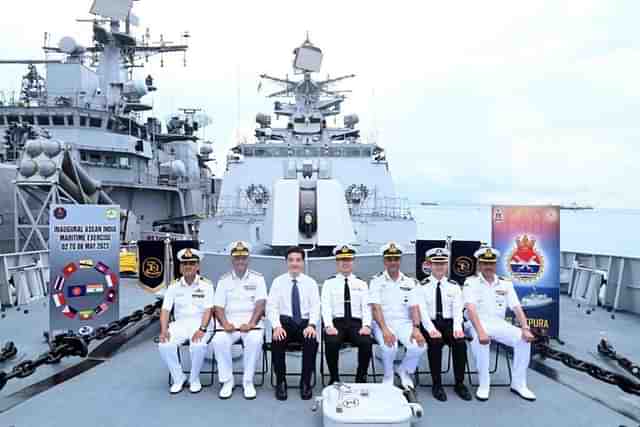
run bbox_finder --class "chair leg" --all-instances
[369,350,377,383]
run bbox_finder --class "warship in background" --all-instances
[200,38,417,254]
[0,0,219,254]
[196,37,417,283]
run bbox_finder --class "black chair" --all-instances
[169,333,216,388]
[165,311,216,387]
[414,345,456,387]
[211,328,268,387]
[263,339,317,389]
[319,330,379,386]
[465,342,512,387]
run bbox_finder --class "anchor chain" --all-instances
[0,299,162,391]
[597,337,640,380]
[533,333,640,396]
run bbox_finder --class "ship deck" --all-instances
[1,279,639,427]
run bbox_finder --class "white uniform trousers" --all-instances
[373,319,426,378]
[212,329,264,384]
[468,319,531,389]
[158,318,211,384]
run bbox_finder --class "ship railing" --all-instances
[0,250,49,307]
[214,196,267,217]
[0,90,109,111]
[348,197,414,220]
[561,250,640,315]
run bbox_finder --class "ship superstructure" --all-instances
[200,38,415,256]
[0,0,218,252]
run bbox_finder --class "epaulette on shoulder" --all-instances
[372,271,384,279]
[200,276,213,285]
[498,275,512,282]
[249,269,263,277]
[448,278,460,286]
[420,277,430,285]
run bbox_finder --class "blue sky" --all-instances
[1,0,639,208]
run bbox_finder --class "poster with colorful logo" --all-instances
[491,205,560,337]
[49,205,120,335]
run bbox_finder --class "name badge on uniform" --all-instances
[192,290,205,299]
[495,290,507,296]
[244,284,257,291]
[400,286,412,291]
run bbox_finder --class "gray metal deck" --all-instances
[1,279,639,427]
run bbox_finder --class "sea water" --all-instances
[413,205,640,258]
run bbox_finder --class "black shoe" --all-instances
[275,382,288,401]
[432,385,447,402]
[454,383,472,401]
[300,383,313,400]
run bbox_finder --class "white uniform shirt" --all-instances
[214,269,267,326]
[161,275,215,322]
[463,274,521,322]
[368,271,417,323]
[321,273,371,328]
[267,272,320,328]
[409,276,463,333]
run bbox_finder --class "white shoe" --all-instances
[395,367,414,389]
[243,382,257,400]
[511,385,536,401]
[170,375,187,394]
[475,386,490,401]
[219,379,234,399]
[189,380,202,394]
[382,375,394,386]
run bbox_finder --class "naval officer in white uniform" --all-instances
[212,241,267,400]
[158,248,214,394]
[369,242,426,389]
[321,244,373,384]
[409,247,472,401]
[464,247,536,401]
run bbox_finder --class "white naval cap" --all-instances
[177,247,203,262]
[425,247,450,262]
[380,241,403,258]
[228,240,251,257]
[333,243,356,260]
[474,246,500,263]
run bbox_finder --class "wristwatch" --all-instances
[199,326,207,333]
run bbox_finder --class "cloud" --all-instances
[1,0,639,207]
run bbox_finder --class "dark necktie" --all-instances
[344,277,352,320]
[436,281,443,321]
[291,278,302,324]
